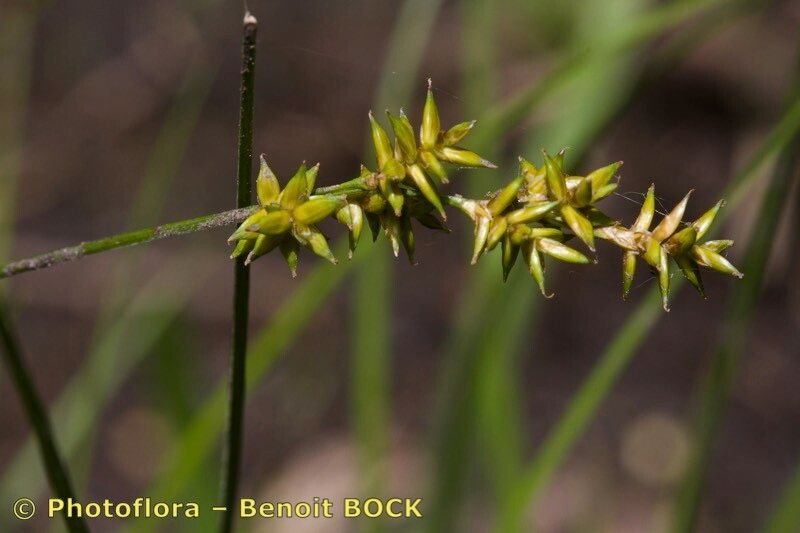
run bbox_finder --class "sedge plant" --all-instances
[223,84,741,310]
[0,9,748,533]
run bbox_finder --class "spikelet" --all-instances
[227,85,740,311]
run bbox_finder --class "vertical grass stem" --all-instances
[219,11,257,533]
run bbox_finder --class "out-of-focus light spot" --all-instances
[620,412,688,488]
[107,408,174,485]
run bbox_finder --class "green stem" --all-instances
[0,192,466,282]
[0,206,258,280]
[219,12,256,533]
[314,177,370,195]
[0,297,88,532]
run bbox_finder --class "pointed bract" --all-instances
[692,199,724,240]
[657,246,670,312]
[229,210,269,242]
[471,216,491,264]
[279,238,299,277]
[256,155,281,206]
[523,241,552,298]
[381,158,406,181]
[501,235,519,282]
[486,217,508,251]
[652,190,692,242]
[280,164,308,209]
[573,177,593,207]
[421,80,440,149]
[438,147,496,168]
[691,245,743,278]
[381,214,402,257]
[387,110,417,163]
[643,237,662,269]
[622,251,636,300]
[506,201,559,224]
[592,182,618,202]
[416,212,449,232]
[305,163,320,195]
[633,184,656,232]
[366,213,381,241]
[230,238,255,259]
[536,238,590,264]
[488,177,524,216]
[443,120,476,146]
[702,239,734,253]
[400,215,415,264]
[676,254,705,298]
[407,164,446,219]
[560,205,595,250]
[543,150,568,201]
[666,226,697,256]
[587,161,622,192]
[294,224,337,264]
[420,150,449,184]
[250,210,292,236]
[293,196,345,225]
[246,234,282,265]
[369,112,394,169]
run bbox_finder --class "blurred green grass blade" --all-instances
[460,0,529,501]
[436,3,764,529]
[0,299,89,533]
[425,263,498,533]
[419,1,502,528]
[476,26,635,516]
[0,59,218,508]
[126,60,219,231]
[461,0,497,120]
[671,95,800,533]
[474,269,535,496]
[0,255,203,522]
[351,0,445,510]
[499,94,800,532]
[0,5,35,266]
[762,461,800,533]
[152,317,199,426]
[428,0,648,526]
[133,244,354,531]
[498,290,662,532]
[472,0,727,147]
[150,320,219,533]
[482,49,643,533]
[78,54,218,460]
[352,240,390,502]
[371,0,446,112]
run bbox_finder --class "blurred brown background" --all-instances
[1,0,800,531]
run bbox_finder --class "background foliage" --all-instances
[1,0,800,531]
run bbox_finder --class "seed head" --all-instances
[227,86,741,310]
[227,158,340,271]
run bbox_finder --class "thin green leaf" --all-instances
[671,95,800,533]
[498,91,800,533]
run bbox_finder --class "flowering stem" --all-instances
[0,206,259,280]
[0,191,481,281]
[0,298,88,533]
[314,177,371,195]
[219,12,257,533]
